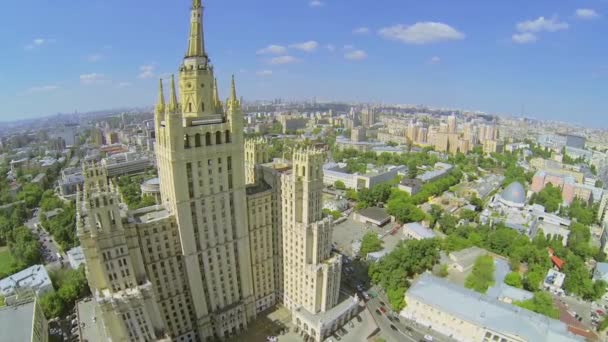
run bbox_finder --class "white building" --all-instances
[543,269,566,295]
[0,265,54,297]
[401,273,582,342]
[402,222,436,240]
[66,246,86,269]
[322,162,406,190]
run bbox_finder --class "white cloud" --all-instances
[326,44,336,52]
[576,9,599,20]
[256,44,288,55]
[516,16,569,33]
[309,0,324,7]
[428,56,441,64]
[379,22,465,44]
[512,32,538,44]
[269,55,299,65]
[343,44,354,50]
[87,54,103,62]
[256,70,273,77]
[80,73,107,85]
[25,85,60,94]
[25,38,54,50]
[289,41,319,52]
[353,27,370,35]
[117,82,132,88]
[138,65,156,79]
[344,50,367,61]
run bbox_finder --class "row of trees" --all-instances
[368,239,440,311]
[40,199,77,252]
[0,203,41,278]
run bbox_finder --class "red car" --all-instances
[380,307,387,314]
[597,309,605,316]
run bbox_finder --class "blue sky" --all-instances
[0,0,606,126]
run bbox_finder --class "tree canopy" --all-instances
[369,239,440,311]
[359,232,383,258]
[514,292,559,319]
[465,255,495,293]
[530,183,562,212]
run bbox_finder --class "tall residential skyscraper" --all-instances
[447,114,457,134]
[154,0,256,338]
[77,2,358,342]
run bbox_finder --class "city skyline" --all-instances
[1,0,607,126]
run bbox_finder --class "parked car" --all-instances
[423,335,434,341]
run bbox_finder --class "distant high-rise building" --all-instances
[447,115,457,134]
[361,107,376,128]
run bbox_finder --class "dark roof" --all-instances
[246,180,272,195]
[400,178,423,187]
[358,207,390,222]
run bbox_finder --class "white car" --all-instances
[423,335,434,341]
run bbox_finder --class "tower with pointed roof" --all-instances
[78,2,357,342]
[155,0,255,340]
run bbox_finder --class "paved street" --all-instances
[24,208,64,266]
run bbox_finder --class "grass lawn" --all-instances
[0,247,16,276]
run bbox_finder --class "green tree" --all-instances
[599,317,608,332]
[465,255,495,293]
[514,292,559,319]
[530,183,562,212]
[360,232,383,258]
[435,264,449,278]
[407,160,418,179]
[428,204,444,228]
[334,180,346,190]
[9,226,42,267]
[504,272,523,288]
[524,266,546,292]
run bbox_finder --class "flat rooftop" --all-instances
[77,299,109,342]
[406,273,582,342]
[130,205,171,224]
[0,299,37,342]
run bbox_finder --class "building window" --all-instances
[206,132,212,146]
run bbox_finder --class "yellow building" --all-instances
[77,2,356,342]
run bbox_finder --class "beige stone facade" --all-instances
[77,2,355,342]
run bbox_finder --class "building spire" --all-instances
[213,78,223,113]
[168,75,178,113]
[186,0,206,58]
[157,79,165,106]
[155,78,165,114]
[230,75,238,104]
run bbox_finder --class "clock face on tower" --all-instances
[186,82,192,89]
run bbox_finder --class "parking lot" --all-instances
[332,214,403,258]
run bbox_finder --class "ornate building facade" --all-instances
[77,1,357,341]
